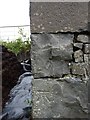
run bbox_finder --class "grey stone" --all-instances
[84,54,90,63]
[84,44,90,53]
[30,2,88,33]
[31,51,70,78]
[71,62,89,76]
[77,35,89,43]
[52,60,70,77]
[30,2,90,118]
[32,78,88,118]
[51,47,73,60]
[88,81,90,103]
[31,48,52,78]
[74,50,83,63]
[51,34,73,60]
[58,75,82,83]
[31,33,73,78]
[74,43,83,49]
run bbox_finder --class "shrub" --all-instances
[0,38,31,55]
[0,28,31,55]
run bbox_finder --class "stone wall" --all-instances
[30,2,90,118]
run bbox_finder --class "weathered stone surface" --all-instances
[88,80,90,103]
[31,50,70,78]
[50,34,73,53]
[52,60,70,77]
[51,47,73,60]
[71,62,89,76]
[51,34,73,60]
[84,54,90,63]
[32,78,88,118]
[31,34,73,78]
[84,44,90,53]
[31,1,90,118]
[77,35,89,43]
[74,50,83,63]
[73,43,83,49]
[31,48,52,78]
[31,2,88,33]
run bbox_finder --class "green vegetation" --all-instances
[0,28,31,55]
[1,38,30,55]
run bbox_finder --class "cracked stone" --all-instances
[31,34,73,78]
[51,46,73,60]
[32,78,88,118]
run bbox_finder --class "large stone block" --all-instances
[32,77,88,118]
[31,34,73,78]
[30,2,88,33]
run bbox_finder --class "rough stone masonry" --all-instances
[30,2,90,118]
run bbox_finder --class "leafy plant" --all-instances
[0,28,31,55]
